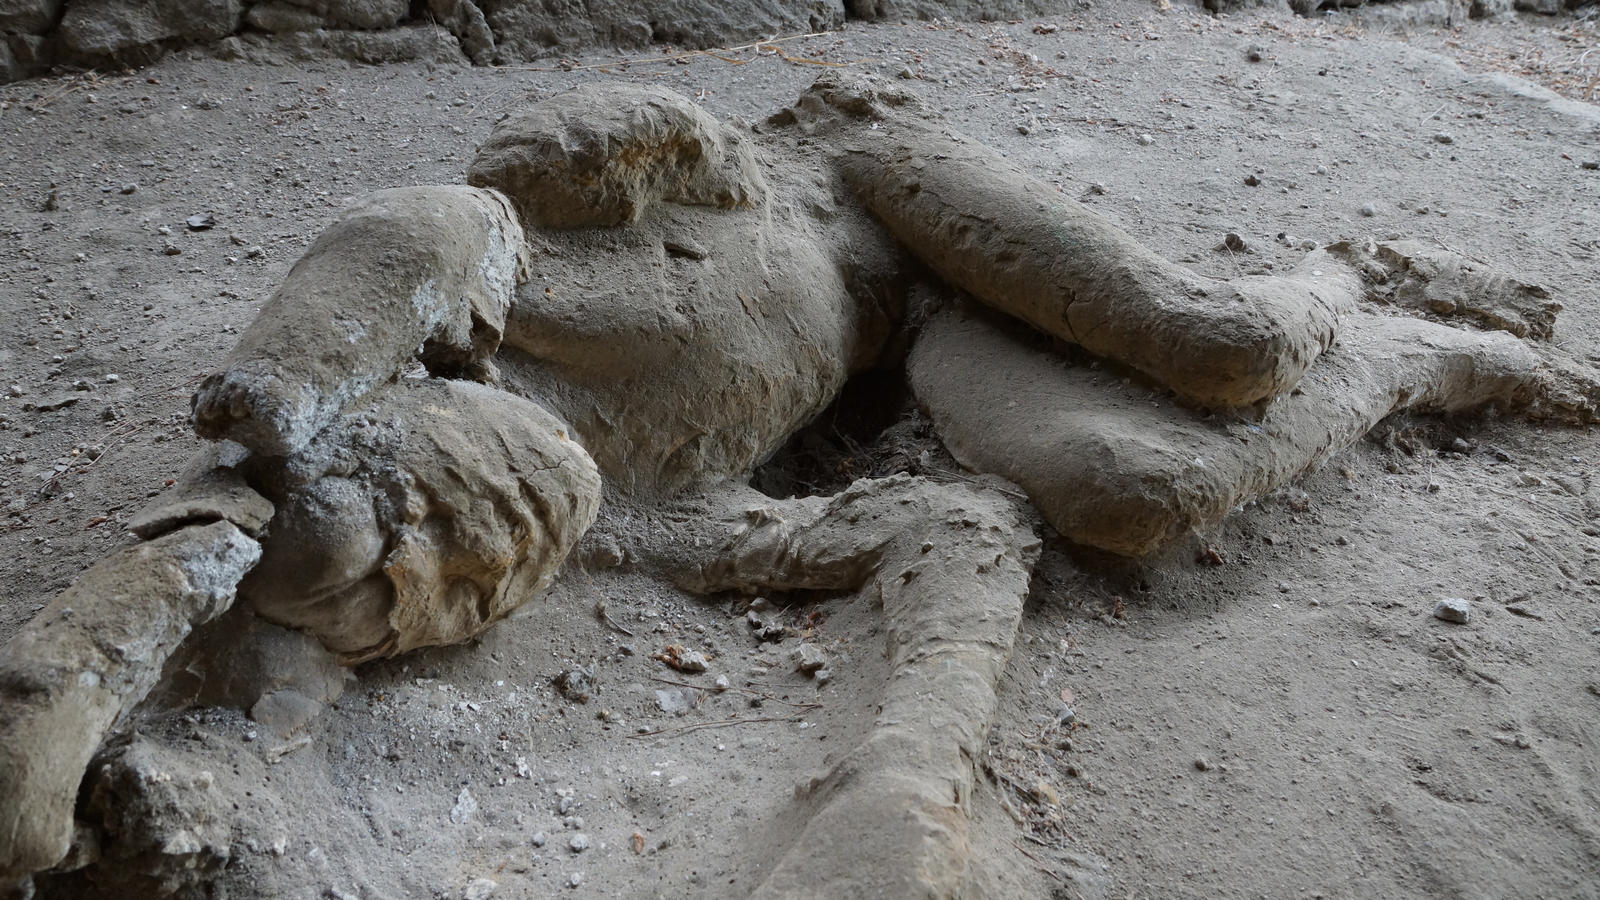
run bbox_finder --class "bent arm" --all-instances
[192,185,524,457]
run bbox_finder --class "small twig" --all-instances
[1434,238,1493,267]
[758,43,858,68]
[163,372,207,395]
[1419,102,1447,124]
[647,675,820,709]
[1482,485,1588,527]
[989,766,1033,798]
[1009,840,1069,884]
[28,72,98,111]
[582,573,636,636]
[924,466,1030,501]
[628,713,811,739]
[1220,241,1244,278]
[592,600,634,637]
[35,419,150,498]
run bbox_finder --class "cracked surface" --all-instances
[0,521,259,881]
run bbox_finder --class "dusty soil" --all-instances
[2,2,1598,897]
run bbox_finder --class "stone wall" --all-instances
[0,0,1068,82]
[0,0,1585,85]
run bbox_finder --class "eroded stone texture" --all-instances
[128,441,275,539]
[0,522,259,881]
[149,604,351,714]
[192,185,525,458]
[245,0,411,31]
[911,304,1547,556]
[846,0,1085,18]
[243,1,326,31]
[468,82,769,228]
[7,72,1598,898]
[637,474,1040,897]
[426,0,496,63]
[779,73,1358,410]
[0,0,62,34]
[477,0,846,61]
[238,377,601,662]
[1330,239,1561,340]
[463,82,908,496]
[497,193,905,495]
[57,0,244,62]
[29,731,302,899]
[297,0,410,29]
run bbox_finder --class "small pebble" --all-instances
[1194,757,1211,772]
[569,834,589,853]
[1245,46,1263,62]
[667,648,708,673]
[568,873,584,888]
[792,643,828,674]
[1243,173,1261,187]
[163,242,182,255]
[118,183,137,194]
[898,66,915,80]
[531,832,547,848]
[1581,160,1599,170]
[1433,598,1471,624]
[1359,202,1377,217]
[1137,133,1154,146]
[1057,705,1076,727]
[1315,164,1329,175]
[463,878,497,900]
[1219,232,1247,253]
[1432,132,1454,144]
